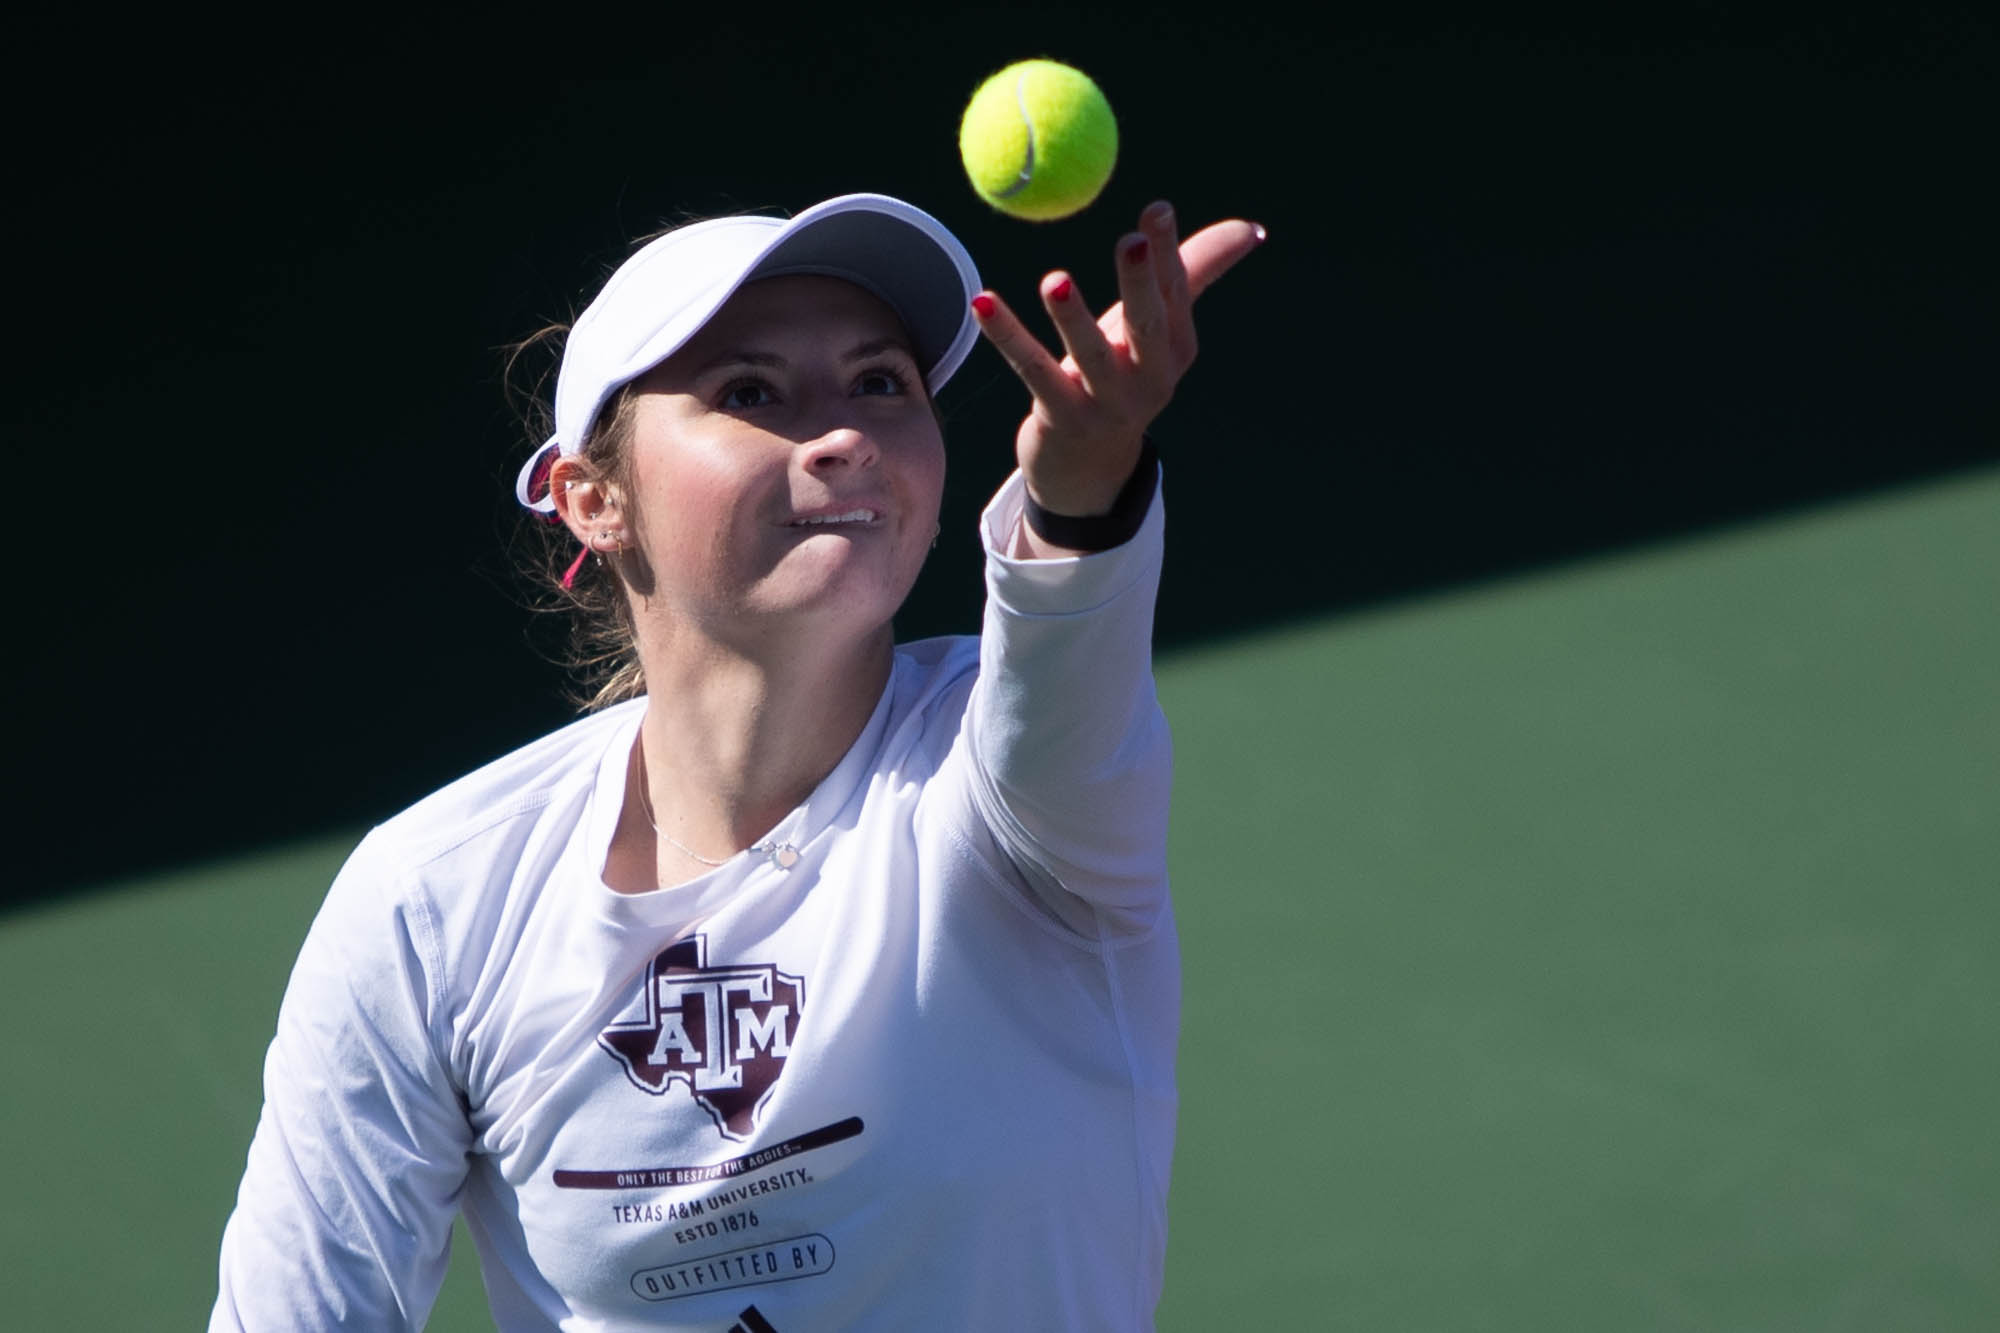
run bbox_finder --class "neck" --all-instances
[609,620,894,891]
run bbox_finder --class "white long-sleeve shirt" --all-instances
[212,470,1177,1331]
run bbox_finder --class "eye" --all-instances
[718,378,776,410]
[853,367,911,397]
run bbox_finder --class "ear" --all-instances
[550,456,631,555]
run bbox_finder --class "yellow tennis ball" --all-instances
[959,59,1118,222]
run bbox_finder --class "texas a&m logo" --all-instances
[598,936,804,1141]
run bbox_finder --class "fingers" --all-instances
[975,273,1128,420]
[1039,271,1121,394]
[972,203,1268,413]
[970,289,1082,415]
[1083,208,1264,364]
[1154,205,1194,346]
[1117,211,1177,376]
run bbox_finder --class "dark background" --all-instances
[8,7,1993,904]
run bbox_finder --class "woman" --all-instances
[212,192,1263,1330]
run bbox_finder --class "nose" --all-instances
[799,425,879,473]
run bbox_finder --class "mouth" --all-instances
[787,508,882,529]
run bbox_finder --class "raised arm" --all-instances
[955,204,1263,924]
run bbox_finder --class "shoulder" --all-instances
[322,700,642,951]
[366,700,641,862]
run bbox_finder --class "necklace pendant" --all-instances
[767,843,801,871]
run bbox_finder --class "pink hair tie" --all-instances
[560,542,591,590]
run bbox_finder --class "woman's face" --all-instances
[616,275,947,642]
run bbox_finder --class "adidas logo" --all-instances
[728,1305,779,1333]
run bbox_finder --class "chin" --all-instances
[749,570,910,631]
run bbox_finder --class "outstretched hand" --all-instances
[970,200,1265,552]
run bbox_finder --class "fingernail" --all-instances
[1146,200,1173,228]
[1252,223,1269,243]
[971,293,997,319]
[1125,238,1150,266]
[1049,276,1074,302]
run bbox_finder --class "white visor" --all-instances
[516,193,982,513]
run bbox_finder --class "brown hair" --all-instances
[505,324,650,713]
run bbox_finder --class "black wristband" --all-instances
[1021,436,1161,552]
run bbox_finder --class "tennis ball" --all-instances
[959,59,1118,222]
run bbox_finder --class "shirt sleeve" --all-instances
[960,463,1172,930]
[210,834,471,1331]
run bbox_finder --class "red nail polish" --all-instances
[1049,277,1074,302]
[971,293,997,319]
[1125,238,1150,265]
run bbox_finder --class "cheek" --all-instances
[632,443,767,567]
[899,427,948,513]
[914,447,947,516]
[900,444,948,573]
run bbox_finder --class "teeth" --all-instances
[792,509,878,526]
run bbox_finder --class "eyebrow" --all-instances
[692,337,915,377]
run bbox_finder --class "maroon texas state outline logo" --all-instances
[598,935,804,1141]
